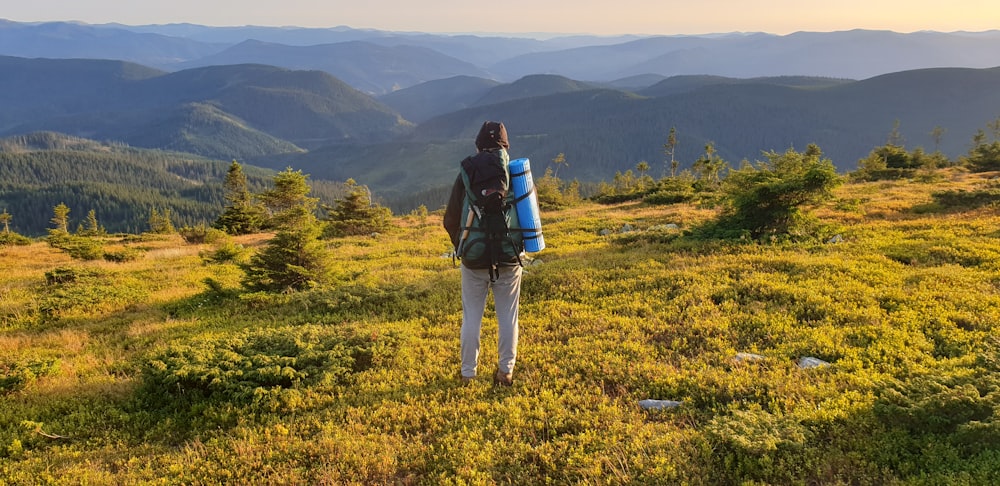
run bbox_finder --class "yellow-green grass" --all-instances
[2,170,999,484]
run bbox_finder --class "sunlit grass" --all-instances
[2,171,1000,483]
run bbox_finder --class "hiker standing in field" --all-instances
[444,121,523,386]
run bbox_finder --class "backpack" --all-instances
[456,149,523,281]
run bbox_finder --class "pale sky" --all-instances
[2,0,998,36]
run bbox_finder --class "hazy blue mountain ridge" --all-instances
[0,57,411,159]
[173,39,494,94]
[117,22,640,61]
[377,75,502,123]
[614,30,1000,80]
[4,20,1000,90]
[638,75,853,97]
[0,20,227,67]
[490,30,1000,81]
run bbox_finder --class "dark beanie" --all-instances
[475,121,509,151]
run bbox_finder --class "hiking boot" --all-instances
[493,369,513,386]
[461,375,476,385]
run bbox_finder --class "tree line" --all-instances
[0,146,345,236]
[3,160,393,293]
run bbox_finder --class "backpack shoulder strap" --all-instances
[459,164,476,202]
[456,164,476,259]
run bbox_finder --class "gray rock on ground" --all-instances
[639,399,683,410]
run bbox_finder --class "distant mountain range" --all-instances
[4,20,1000,92]
[281,67,999,206]
[0,56,411,159]
[2,19,1000,212]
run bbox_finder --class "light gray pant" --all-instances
[460,264,521,378]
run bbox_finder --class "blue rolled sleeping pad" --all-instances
[509,157,545,252]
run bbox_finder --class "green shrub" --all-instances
[852,167,919,181]
[930,189,1000,210]
[103,247,144,263]
[137,325,400,413]
[962,128,1000,172]
[44,266,92,285]
[201,241,250,264]
[46,233,104,260]
[119,233,167,244]
[592,191,646,204]
[702,405,812,483]
[178,224,227,244]
[644,189,695,205]
[714,145,841,240]
[645,175,697,205]
[39,268,147,319]
[592,168,661,204]
[0,358,60,394]
[241,225,334,292]
[0,232,32,246]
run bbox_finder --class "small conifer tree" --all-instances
[148,208,176,234]
[50,203,70,234]
[0,209,11,234]
[242,169,333,292]
[664,126,678,177]
[214,160,266,235]
[717,144,841,240]
[691,142,728,192]
[535,167,565,209]
[322,179,392,237]
[962,119,1000,172]
[78,209,105,237]
[46,204,103,258]
[259,167,315,229]
[0,209,31,246]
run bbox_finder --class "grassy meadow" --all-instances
[2,168,1000,484]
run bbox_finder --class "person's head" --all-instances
[475,121,509,152]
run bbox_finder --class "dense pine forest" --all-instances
[0,133,352,236]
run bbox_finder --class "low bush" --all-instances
[44,266,96,285]
[103,247,144,263]
[136,325,400,414]
[0,358,60,394]
[46,233,104,260]
[0,232,32,246]
[930,188,1000,210]
[178,224,227,244]
[119,233,168,244]
[643,189,695,205]
[39,268,147,319]
[200,241,250,264]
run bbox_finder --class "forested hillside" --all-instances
[0,133,346,236]
[637,74,853,97]
[3,58,1000,216]
[0,57,411,159]
[377,76,502,123]
[372,66,1000,199]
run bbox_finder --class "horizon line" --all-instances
[3,18,1000,39]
